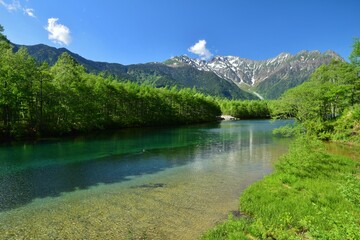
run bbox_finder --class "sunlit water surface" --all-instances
[0,120,292,239]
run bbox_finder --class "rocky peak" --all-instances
[323,50,343,59]
[166,50,343,86]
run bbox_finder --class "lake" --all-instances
[0,120,291,239]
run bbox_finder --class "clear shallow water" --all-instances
[0,120,292,239]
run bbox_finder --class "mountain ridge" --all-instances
[167,50,343,99]
[14,43,343,100]
[13,43,257,100]
[166,50,343,99]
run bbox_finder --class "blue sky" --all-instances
[1,0,359,64]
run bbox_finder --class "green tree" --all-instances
[0,46,40,137]
[273,59,359,138]
[0,24,11,48]
[349,37,360,66]
[49,52,93,133]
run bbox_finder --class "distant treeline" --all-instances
[218,99,271,119]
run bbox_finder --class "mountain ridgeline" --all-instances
[15,44,343,99]
[13,44,255,100]
[167,50,343,99]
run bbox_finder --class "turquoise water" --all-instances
[0,120,292,239]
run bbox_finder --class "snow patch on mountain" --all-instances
[167,50,342,86]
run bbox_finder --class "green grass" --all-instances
[202,137,360,239]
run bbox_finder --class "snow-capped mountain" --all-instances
[166,50,343,98]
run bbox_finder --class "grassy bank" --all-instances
[202,137,360,239]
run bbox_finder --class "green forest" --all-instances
[0,26,223,140]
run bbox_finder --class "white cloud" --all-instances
[0,0,21,11]
[188,39,213,60]
[1,0,36,18]
[46,18,71,45]
[24,8,35,17]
